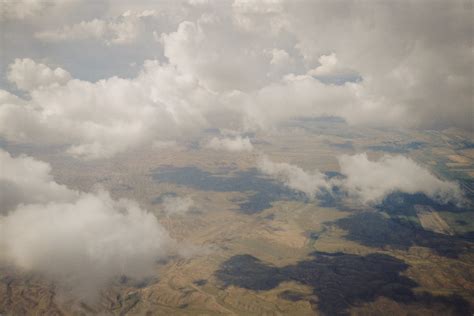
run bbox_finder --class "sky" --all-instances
[0,0,472,300]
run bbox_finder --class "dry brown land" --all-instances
[1,127,473,315]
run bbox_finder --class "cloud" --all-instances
[162,0,472,129]
[34,11,158,45]
[258,156,330,199]
[0,60,216,159]
[0,149,173,299]
[0,149,77,214]
[206,136,253,152]
[0,0,46,20]
[161,196,194,216]
[269,49,292,67]
[0,1,472,159]
[7,58,72,91]
[259,154,464,205]
[0,90,25,104]
[245,74,361,129]
[161,15,274,92]
[338,153,464,205]
[0,0,83,21]
[307,53,361,84]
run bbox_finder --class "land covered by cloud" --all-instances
[206,136,253,152]
[258,153,465,206]
[0,149,173,300]
[161,196,195,216]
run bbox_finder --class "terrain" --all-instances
[1,119,473,315]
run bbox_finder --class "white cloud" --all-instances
[161,15,272,92]
[307,53,360,84]
[259,154,464,205]
[161,196,194,216]
[258,156,330,199]
[245,74,362,129]
[0,90,25,105]
[0,60,216,159]
[0,149,77,214]
[206,136,253,152]
[7,58,72,91]
[0,149,173,299]
[0,54,448,159]
[338,153,464,205]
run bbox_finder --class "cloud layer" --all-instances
[0,1,471,159]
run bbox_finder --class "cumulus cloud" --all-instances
[0,149,173,299]
[0,60,216,159]
[161,14,273,92]
[0,90,25,106]
[258,156,330,199]
[206,136,253,152]
[338,153,465,205]
[259,154,464,206]
[161,196,194,216]
[307,53,360,84]
[0,150,77,214]
[7,58,72,91]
